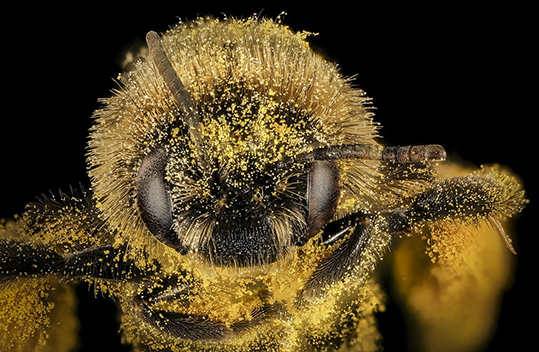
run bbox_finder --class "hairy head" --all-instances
[88,17,380,267]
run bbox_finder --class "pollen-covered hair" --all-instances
[88,16,379,264]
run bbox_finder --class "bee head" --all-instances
[133,31,340,266]
[129,30,345,267]
[89,19,441,268]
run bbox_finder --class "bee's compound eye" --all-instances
[305,161,341,240]
[136,148,186,253]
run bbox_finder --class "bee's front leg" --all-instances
[0,239,64,282]
[298,208,414,302]
[129,274,281,344]
[0,240,144,283]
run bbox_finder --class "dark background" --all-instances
[1,2,535,351]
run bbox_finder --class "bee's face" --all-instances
[89,18,375,267]
[138,141,313,267]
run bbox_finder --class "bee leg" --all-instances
[134,278,281,342]
[0,239,64,282]
[62,244,148,281]
[300,216,373,301]
[134,296,232,341]
[135,282,233,342]
[404,169,526,253]
[0,240,146,283]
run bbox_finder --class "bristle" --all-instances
[488,216,517,254]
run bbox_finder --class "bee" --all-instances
[0,16,527,352]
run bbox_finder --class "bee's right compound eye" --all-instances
[136,148,187,254]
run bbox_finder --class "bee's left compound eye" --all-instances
[136,148,186,254]
[304,161,341,241]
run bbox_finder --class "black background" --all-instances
[1,2,535,351]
